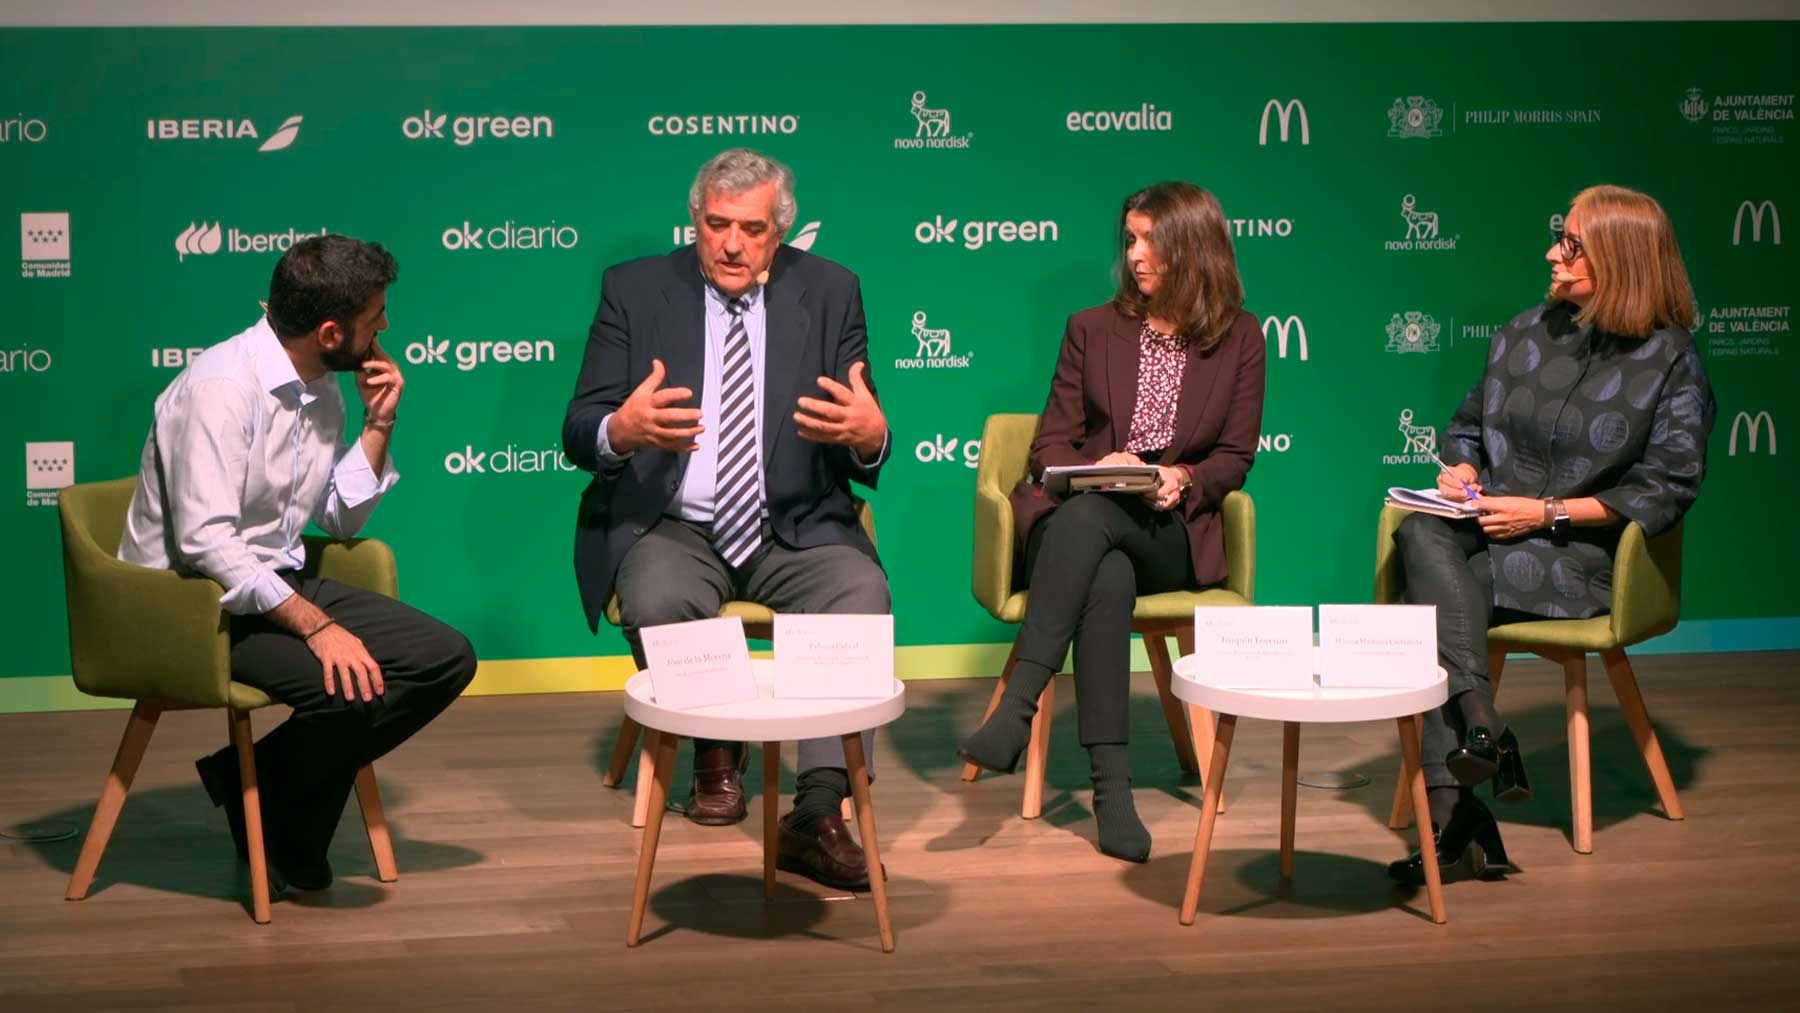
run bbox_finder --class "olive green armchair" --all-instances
[1376,505,1685,853]
[59,476,400,923]
[601,499,878,827]
[964,413,1256,818]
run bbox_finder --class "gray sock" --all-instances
[1088,743,1151,862]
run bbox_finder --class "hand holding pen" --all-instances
[1432,457,1482,503]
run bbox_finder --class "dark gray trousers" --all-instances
[616,518,889,772]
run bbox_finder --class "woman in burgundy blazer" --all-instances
[960,182,1266,862]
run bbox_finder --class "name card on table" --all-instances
[1318,604,1438,688]
[640,616,758,711]
[773,613,894,699]
[1189,606,1314,690]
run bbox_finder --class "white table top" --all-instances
[624,659,906,740]
[1172,652,1447,723]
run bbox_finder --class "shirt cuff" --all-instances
[219,566,297,616]
[851,430,891,469]
[334,439,401,509]
[596,411,634,463]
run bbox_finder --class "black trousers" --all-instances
[212,575,477,862]
[1016,493,1193,746]
[1394,513,1540,789]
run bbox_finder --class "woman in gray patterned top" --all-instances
[1389,184,1715,885]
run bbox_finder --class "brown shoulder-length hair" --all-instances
[1560,184,1696,338]
[1109,182,1245,352]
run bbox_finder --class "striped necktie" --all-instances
[713,296,763,567]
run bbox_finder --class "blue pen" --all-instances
[1426,448,1479,503]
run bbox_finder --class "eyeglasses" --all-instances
[1551,227,1585,261]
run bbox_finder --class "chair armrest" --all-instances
[304,536,398,598]
[1220,490,1255,601]
[972,479,1015,618]
[1374,506,1408,604]
[1611,522,1681,647]
[62,550,232,707]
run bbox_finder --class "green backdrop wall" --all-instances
[4,22,1796,706]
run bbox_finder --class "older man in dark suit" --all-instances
[562,148,890,890]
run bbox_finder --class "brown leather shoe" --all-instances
[777,812,870,890]
[685,743,748,825]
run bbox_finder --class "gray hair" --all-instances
[687,148,797,234]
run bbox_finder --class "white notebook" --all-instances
[1385,486,1479,519]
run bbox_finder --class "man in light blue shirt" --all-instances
[121,235,475,893]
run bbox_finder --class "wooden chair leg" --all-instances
[1280,722,1300,880]
[1388,715,1426,829]
[1602,649,1684,821]
[1174,626,1224,814]
[66,700,162,902]
[354,765,398,883]
[844,732,895,953]
[604,716,641,789]
[1489,650,1507,698]
[1178,713,1237,925]
[1021,678,1056,819]
[963,639,1020,782]
[631,736,656,828]
[1562,654,1593,854]
[1397,714,1447,924]
[1146,633,1200,773]
[229,709,272,925]
[762,741,780,900]
[627,730,679,947]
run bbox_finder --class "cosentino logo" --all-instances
[403,335,557,371]
[2,115,47,144]
[896,90,973,150]
[1232,217,1294,239]
[441,220,579,251]
[1065,103,1172,132]
[915,215,1058,250]
[647,113,798,136]
[443,442,579,475]
[146,115,303,152]
[175,221,326,261]
[402,109,554,146]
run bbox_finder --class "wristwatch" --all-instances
[1547,497,1572,534]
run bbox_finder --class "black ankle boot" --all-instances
[958,674,1049,775]
[1492,727,1532,803]
[1388,794,1514,885]
[1445,726,1500,786]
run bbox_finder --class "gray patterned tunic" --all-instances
[1439,301,1716,618]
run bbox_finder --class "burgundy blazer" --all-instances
[1008,303,1266,587]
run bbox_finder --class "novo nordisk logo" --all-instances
[1729,411,1777,455]
[1385,408,1439,465]
[1387,97,1444,138]
[402,109,554,146]
[896,91,972,149]
[1386,194,1457,252]
[1386,312,1442,353]
[146,116,302,152]
[1259,99,1309,145]
[1734,200,1781,245]
[915,215,1058,250]
[893,311,972,370]
[1261,315,1308,360]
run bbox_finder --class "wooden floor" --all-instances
[4,651,1799,1011]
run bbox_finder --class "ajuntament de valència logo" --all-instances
[1680,86,1795,145]
[146,115,303,152]
[401,109,554,146]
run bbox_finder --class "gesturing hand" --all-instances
[607,358,703,453]
[795,361,886,458]
[306,623,385,702]
[355,341,404,425]
[1476,496,1546,541]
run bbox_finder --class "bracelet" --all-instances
[1542,499,1555,530]
[303,619,338,641]
[365,416,396,433]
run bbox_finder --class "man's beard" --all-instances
[321,334,368,372]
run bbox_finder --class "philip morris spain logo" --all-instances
[893,311,972,370]
[1386,312,1442,353]
[1387,97,1444,138]
[915,215,1058,251]
[895,91,972,150]
[1385,194,1458,252]
[146,115,302,152]
[402,109,554,146]
[20,212,70,278]
[1384,409,1438,466]
[25,441,73,506]
[1680,86,1795,144]
[1259,99,1308,145]
[1261,315,1308,361]
[1728,411,1777,456]
[1733,200,1781,245]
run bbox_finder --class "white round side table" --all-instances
[622,659,906,951]
[1170,653,1451,925]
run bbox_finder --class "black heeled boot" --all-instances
[1387,793,1514,885]
[1492,727,1532,803]
[958,661,1053,774]
[1445,726,1500,786]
